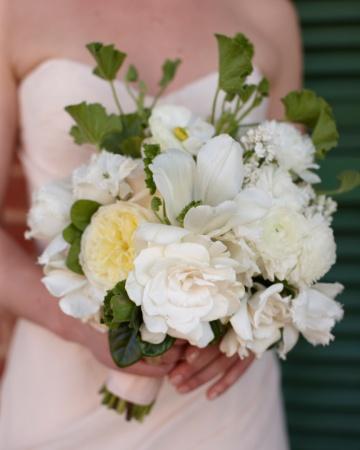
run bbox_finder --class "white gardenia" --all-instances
[241,121,320,183]
[26,178,73,240]
[222,284,296,358]
[291,283,343,345]
[126,223,244,347]
[149,104,214,155]
[72,152,139,204]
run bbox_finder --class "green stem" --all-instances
[110,81,124,116]
[236,101,257,123]
[124,82,138,106]
[210,87,220,125]
[150,86,166,110]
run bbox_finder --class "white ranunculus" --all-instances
[26,178,73,241]
[230,284,293,358]
[291,283,343,345]
[290,214,336,286]
[149,104,214,155]
[42,268,105,319]
[151,134,244,232]
[72,152,139,204]
[126,223,244,347]
[250,165,311,212]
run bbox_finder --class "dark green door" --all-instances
[282,2,360,449]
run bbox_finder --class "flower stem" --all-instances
[110,81,124,116]
[210,87,220,125]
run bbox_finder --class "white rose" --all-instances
[290,214,336,286]
[26,178,73,240]
[126,223,244,347]
[229,284,294,358]
[149,104,214,155]
[72,152,139,204]
[80,202,154,291]
[291,283,343,345]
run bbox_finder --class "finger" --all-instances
[176,354,238,393]
[122,360,174,378]
[206,354,254,400]
[169,346,221,386]
[174,339,188,346]
[145,345,185,366]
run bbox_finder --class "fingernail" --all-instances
[170,374,183,385]
[177,385,190,393]
[186,351,199,364]
[208,391,219,400]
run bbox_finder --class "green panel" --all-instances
[284,3,360,449]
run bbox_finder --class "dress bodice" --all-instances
[18,58,268,193]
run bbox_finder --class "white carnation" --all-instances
[290,214,336,286]
[126,223,244,347]
[291,283,343,345]
[26,178,73,240]
[72,152,138,204]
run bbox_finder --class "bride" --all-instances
[0,0,301,448]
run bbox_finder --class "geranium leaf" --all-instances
[282,89,339,158]
[70,199,101,231]
[215,33,254,95]
[143,144,161,194]
[126,64,138,82]
[62,223,82,244]
[318,170,360,196]
[87,42,126,81]
[65,102,123,147]
[159,59,181,88]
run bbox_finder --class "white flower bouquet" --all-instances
[26,34,360,421]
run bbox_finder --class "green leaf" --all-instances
[87,42,126,81]
[143,144,161,194]
[318,170,360,196]
[176,200,202,226]
[109,324,142,367]
[282,89,339,158]
[159,58,181,88]
[210,320,227,344]
[65,102,123,147]
[239,84,256,103]
[151,196,162,212]
[70,199,101,231]
[215,33,254,95]
[126,64,138,82]
[258,77,270,96]
[111,294,136,324]
[101,112,144,158]
[62,223,82,244]
[139,335,175,357]
[65,237,84,275]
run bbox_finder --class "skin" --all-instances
[0,0,302,400]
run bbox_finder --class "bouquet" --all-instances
[26,33,360,421]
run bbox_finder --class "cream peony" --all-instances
[126,223,244,347]
[72,152,139,204]
[149,104,214,155]
[26,178,73,240]
[291,283,343,345]
[80,202,154,290]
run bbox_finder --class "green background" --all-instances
[282,1,360,449]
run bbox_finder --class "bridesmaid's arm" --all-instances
[0,4,180,378]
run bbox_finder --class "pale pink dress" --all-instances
[0,59,289,450]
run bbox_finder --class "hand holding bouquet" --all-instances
[26,34,360,421]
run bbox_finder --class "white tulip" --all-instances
[72,152,139,204]
[26,178,73,240]
[149,104,214,155]
[291,283,343,345]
